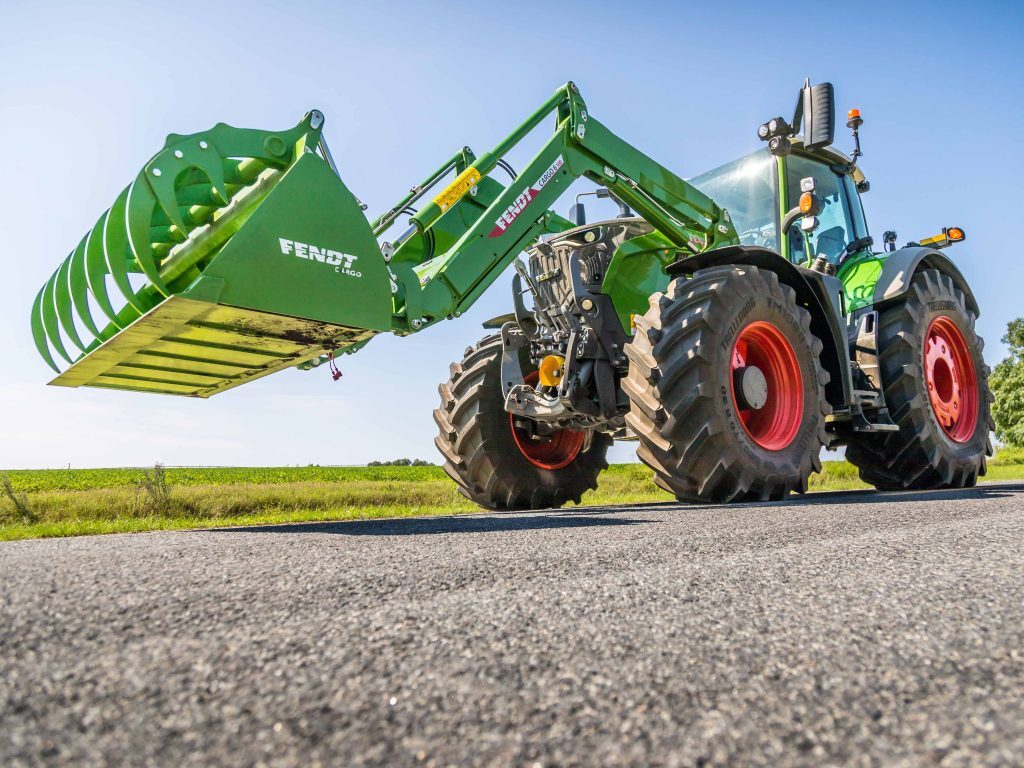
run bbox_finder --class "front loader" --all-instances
[32,81,993,507]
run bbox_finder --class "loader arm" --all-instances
[385,82,736,329]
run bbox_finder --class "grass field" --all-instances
[2,449,1023,542]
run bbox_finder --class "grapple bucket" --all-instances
[31,113,394,397]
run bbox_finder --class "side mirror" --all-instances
[793,81,835,150]
[569,203,586,226]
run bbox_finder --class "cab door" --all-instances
[782,153,868,266]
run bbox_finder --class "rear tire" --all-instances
[845,269,993,489]
[433,334,611,510]
[624,265,830,503]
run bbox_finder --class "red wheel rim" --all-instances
[924,316,978,443]
[509,372,585,470]
[730,321,804,451]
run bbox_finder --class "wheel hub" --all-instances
[924,316,978,443]
[730,321,803,451]
[733,365,768,410]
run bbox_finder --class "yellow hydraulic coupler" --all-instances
[537,355,565,387]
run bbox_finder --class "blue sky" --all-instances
[2,0,1022,468]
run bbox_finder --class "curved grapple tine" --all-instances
[103,190,147,314]
[69,229,102,338]
[31,287,60,373]
[125,176,171,296]
[54,254,86,352]
[84,220,122,328]
[42,271,73,364]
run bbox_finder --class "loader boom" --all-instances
[32,82,735,396]
[382,82,736,330]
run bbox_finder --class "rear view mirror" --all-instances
[793,81,835,150]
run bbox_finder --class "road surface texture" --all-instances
[2,484,1023,767]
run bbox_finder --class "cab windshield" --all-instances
[689,150,777,251]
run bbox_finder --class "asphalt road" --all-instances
[2,484,1023,767]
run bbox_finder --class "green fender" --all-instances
[870,247,979,316]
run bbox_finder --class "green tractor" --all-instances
[32,80,993,508]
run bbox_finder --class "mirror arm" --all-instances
[781,205,817,262]
[780,205,803,234]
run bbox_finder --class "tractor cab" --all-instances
[688,150,779,251]
[689,143,871,272]
[689,80,874,322]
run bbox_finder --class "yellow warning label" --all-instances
[433,167,482,212]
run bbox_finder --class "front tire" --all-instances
[845,269,993,489]
[433,334,611,510]
[624,265,830,503]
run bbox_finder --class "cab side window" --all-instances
[786,155,858,265]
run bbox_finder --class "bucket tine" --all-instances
[69,231,103,339]
[102,190,149,314]
[124,140,232,297]
[84,223,123,328]
[125,177,171,296]
[147,144,230,227]
[31,287,60,373]
[54,254,86,352]
[41,271,73,364]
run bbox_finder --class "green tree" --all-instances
[991,318,1024,447]
[367,458,433,467]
